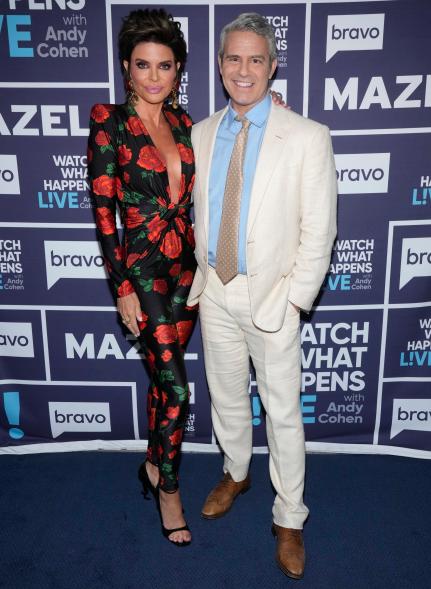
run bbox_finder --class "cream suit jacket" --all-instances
[187,102,338,332]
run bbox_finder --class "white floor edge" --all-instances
[0,440,430,459]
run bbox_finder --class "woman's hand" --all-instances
[117,292,143,337]
[269,89,290,109]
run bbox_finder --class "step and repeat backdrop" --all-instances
[0,0,430,457]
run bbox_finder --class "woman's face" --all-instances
[124,42,180,107]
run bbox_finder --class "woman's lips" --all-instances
[145,86,164,94]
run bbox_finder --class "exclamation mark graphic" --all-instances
[252,396,262,426]
[3,392,24,439]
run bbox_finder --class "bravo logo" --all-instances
[326,13,384,62]
[399,237,431,289]
[0,154,20,195]
[390,398,431,439]
[335,153,390,194]
[0,322,34,357]
[48,401,111,439]
[44,240,107,289]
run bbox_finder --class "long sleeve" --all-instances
[87,104,135,298]
[288,124,338,312]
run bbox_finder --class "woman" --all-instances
[88,9,196,545]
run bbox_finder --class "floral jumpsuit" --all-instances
[88,102,197,492]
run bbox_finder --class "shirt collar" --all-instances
[225,93,271,131]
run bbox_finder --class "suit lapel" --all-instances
[246,104,290,237]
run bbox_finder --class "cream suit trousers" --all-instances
[200,267,309,529]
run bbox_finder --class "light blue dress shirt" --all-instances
[208,94,271,274]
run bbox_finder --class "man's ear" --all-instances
[269,59,277,79]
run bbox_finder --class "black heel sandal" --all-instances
[138,461,191,546]
[160,489,191,547]
[161,522,191,547]
[138,460,159,501]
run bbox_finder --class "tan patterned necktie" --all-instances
[216,116,251,285]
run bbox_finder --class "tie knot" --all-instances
[235,116,250,130]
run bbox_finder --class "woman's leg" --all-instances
[134,275,196,542]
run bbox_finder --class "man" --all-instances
[188,13,337,579]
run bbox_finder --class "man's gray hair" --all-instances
[218,13,277,63]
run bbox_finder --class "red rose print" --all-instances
[117,279,135,297]
[175,216,186,235]
[125,207,145,229]
[161,349,173,363]
[160,419,169,427]
[186,225,195,248]
[118,144,132,166]
[158,444,163,458]
[165,111,179,127]
[138,312,148,331]
[115,177,124,201]
[137,145,165,173]
[169,429,182,446]
[169,264,181,277]
[152,385,159,399]
[153,279,168,294]
[90,104,113,123]
[154,324,178,344]
[147,214,168,242]
[96,207,116,235]
[162,391,168,405]
[123,171,130,183]
[87,147,93,163]
[148,407,156,430]
[95,130,110,146]
[178,270,193,286]
[176,320,193,346]
[177,143,193,164]
[126,252,147,268]
[146,446,153,461]
[187,174,195,194]
[113,245,123,261]
[166,405,180,419]
[126,115,146,136]
[181,113,192,128]
[168,450,177,460]
[160,229,182,259]
[93,174,116,197]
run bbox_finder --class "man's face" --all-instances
[218,30,277,116]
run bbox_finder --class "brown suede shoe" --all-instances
[272,524,305,580]
[201,472,251,519]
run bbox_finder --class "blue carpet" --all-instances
[0,452,430,589]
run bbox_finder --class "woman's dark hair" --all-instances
[118,9,187,81]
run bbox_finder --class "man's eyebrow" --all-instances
[224,54,266,59]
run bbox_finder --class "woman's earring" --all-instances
[126,76,138,106]
[170,86,179,110]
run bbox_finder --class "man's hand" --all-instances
[117,292,143,337]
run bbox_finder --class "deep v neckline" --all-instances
[131,104,183,205]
